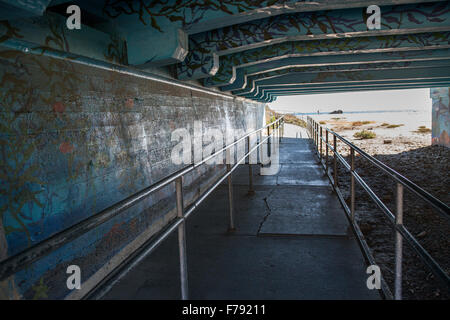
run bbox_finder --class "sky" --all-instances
[269,88,432,114]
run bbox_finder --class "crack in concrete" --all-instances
[257,187,276,235]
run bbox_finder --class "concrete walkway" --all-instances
[103,134,380,299]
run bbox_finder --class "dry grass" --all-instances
[386,124,404,129]
[354,130,376,139]
[265,106,307,127]
[415,126,432,133]
[352,121,375,126]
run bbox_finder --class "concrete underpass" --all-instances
[0,0,449,301]
[104,127,379,299]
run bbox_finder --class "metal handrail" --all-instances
[85,124,281,299]
[325,129,449,219]
[307,116,450,300]
[0,116,285,294]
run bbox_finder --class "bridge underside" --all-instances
[0,0,449,300]
[0,1,449,102]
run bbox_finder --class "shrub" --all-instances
[352,120,374,126]
[386,124,403,128]
[354,130,376,139]
[415,126,431,133]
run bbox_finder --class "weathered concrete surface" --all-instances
[0,46,264,299]
[430,87,450,147]
[103,137,380,299]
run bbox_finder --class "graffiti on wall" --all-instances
[103,0,290,31]
[431,87,450,147]
[0,17,264,298]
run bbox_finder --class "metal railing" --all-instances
[0,116,285,300]
[307,116,450,300]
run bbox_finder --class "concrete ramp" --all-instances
[103,136,380,300]
[259,186,349,237]
[257,131,349,237]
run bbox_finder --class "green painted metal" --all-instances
[217,49,450,90]
[178,1,450,80]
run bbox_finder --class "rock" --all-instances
[417,231,427,238]
[329,109,343,114]
[384,139,392,144]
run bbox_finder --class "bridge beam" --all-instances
[178,1,450,80]
[232,59,450,97]
[236,66,450,97]
[204,31,450,87]
[218,48,450,90]
[263,81,450,96]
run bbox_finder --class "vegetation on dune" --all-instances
[354,130,376,139]
[352,121,375,126]
[415,126,432,133]
[386,124,404,128]
[265,105,307,128]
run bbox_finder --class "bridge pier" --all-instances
[431,87,450,147]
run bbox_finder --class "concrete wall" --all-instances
[0,47,265,299]
[430,87,450,147]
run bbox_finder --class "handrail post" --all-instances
[314,122,317,147]
[313,121,316,145]
[226,147,235,231]
[278,120,281,143]
[258,131,263,165]
[319,126,323,161]
[175,176,188,300]
[316,123,319,152]
[309,118,311,137]
[333,135,338,187]
[395,183,404,300]
[273,123,277,144]
[325,130,329,174]
[308,118,310,137]
[350,147,355,222]
[247,136,254,195]
[267,125,271,158]
[272,123,275,143]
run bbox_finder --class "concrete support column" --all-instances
[430,88,450,147]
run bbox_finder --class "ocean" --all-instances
[295,109,431,138]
